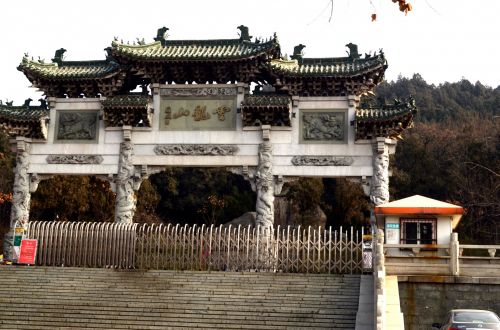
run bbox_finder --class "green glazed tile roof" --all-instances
[17,57,120,79]
[355,97,417,140]
[241,95,290,106]
[270,52,386,77]
[111,37,280,61]
[0,104,48,121]
[241,94,291,127]
[101,94,150,109]
[0,102,49,139]
[356,97,417,121]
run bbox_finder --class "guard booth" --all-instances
[375,195,464,256]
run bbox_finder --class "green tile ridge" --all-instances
[270,52,387,77]
[111,36,280,60]
[241,95,290,106]
[0,104,49,121]
[356,97,417,122]
[101,94,150,107]
[18,56,120,79]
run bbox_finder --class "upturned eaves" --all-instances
[270,53,387,77]
[17,57,120,79]
[111,37,280,61]
[0,104,48,121]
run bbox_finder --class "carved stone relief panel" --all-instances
[154,144,238,156]
[54,111,99,142]
[300,110,346,143]
[46,154,104,164]
[291,156,354,166]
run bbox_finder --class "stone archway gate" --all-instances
[1,26,417,258]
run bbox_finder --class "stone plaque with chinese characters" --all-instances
[55,111,99,142]
[300,110,346,144]
[160,97,237,130]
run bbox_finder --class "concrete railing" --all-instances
[373,229,385,330]
[383,233,500,277]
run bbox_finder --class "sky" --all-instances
[1,0,499,104]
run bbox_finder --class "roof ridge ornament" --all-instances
[346,43,361,61]
[154,27,169,46]
[237,25,252,42]
[290,44,305,63]
[23,98,32,109]
[51,48,66,65]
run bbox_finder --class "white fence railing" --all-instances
[26,221,370,274]
[383,232,500,277]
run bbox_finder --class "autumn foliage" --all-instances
[372,0,412,21]
[0,192,12,205]
[393,0,412,14]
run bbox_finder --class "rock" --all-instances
[225,212,256,227]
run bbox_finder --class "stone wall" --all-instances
[398,276,500,330]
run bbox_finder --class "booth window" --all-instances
[400,218,436,244]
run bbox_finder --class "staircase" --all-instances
[0,266,361,329]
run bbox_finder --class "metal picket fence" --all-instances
[26,221,370,274]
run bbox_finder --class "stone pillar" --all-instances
[9,139,31,231]
[255,126,274,229]
[450,232,459,276]
[3,139,31,260]
[114,127,136,224]
[370,138,391,206]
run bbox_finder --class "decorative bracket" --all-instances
[274,175,298,195]
[361,176,371,197]
[28,173,53,193]
[227,166,257,192]
[133,165,165,191]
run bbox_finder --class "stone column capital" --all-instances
[261,125,271,141]
[122,125,133,141]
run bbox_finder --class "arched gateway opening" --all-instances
[0,26,416,263]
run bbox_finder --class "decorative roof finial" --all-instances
[23,98,33,108]
[51,48,67,65]
[104,47,113,59]
[237,25,252,41]
[346,43,361,61]
[154,27,169,45]
[290,44,306,63]
[38,98,48,109]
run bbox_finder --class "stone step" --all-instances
[0,302,359,315]
[0,266,361,329]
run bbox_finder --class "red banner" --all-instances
[18,239,37,265]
